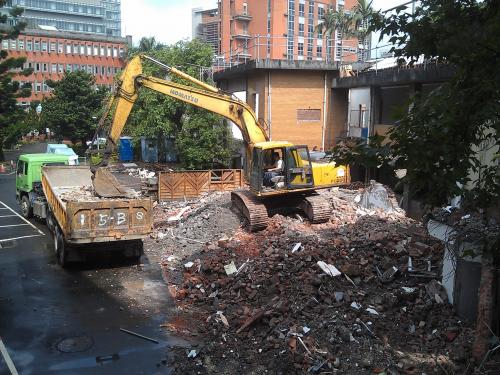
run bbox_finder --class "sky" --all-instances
[121,0,409,46]
[121,0,217,45]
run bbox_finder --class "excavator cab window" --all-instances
[249,147,263,192]
[285,146,314,189]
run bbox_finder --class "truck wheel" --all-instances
[55,227,68,267]
[20,196,33,219]
[46,211,55,233]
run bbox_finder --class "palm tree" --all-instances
[316,8,356,65]
[138,36,158,52]
[316,0,375,64]
[352,0,374,61]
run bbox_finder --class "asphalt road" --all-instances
[0,146,183,374]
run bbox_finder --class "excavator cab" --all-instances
[249,143,314,194]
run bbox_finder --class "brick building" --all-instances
[192,7,220,54]
[2,27,129,105]
[217,0,360,65]
[214,60,369,151]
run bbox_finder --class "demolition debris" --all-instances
[148,186,479,374]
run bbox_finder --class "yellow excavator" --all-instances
[90,54,350,231]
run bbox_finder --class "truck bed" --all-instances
[42,166,153,244]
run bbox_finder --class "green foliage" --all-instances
[177,109,232,170]
[125,39,231,170]
[316,0,375,63]
[0,0,32,157]
[40,71,107,143]
[339,0,500,209]
[332,134,392,169]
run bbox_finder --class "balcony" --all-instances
[232,32,251,40]
[233,13,252,21]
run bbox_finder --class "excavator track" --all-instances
[231,191,269,232]
[300,194,332,224]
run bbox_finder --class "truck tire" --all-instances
[20,195,33,219]
[46,211,55,233]
[55,226,68,267]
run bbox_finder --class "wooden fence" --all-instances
[158,169,244,201]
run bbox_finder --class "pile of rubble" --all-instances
[153,186,478,374]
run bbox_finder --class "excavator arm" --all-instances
[91,54,268,197]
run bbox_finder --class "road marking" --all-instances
[0,336,19,375]
[0,224,31,228]
[0,201,44,236]
[0,235,43,243]
[0,215,18,218]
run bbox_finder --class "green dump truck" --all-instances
[15,154,153,266]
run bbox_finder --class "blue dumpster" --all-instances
[119,136,133,162]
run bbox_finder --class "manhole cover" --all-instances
[56,335,94,353]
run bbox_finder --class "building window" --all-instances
[73,64,78,71]
[100,46,105,56]
[50,42,56,52]
[80,45,85,55]
[66,44,71,54]
[317,45,322,55]
[307,40,313,59]
[299,23,304,36]
[299,3,305,17]
[1,40,8,49]
[51,63,57,73]
[41,41,47,52]
[94,45,98,56]
[18,39,24,50]
[298,42,304,56]
[58,64,64,73]
[43,63,48,72]
[35,82,41,92]
[35,63,40,72]
[34,40,40,51]
[308,24,314,36]
[119,47,124,57]
[26,40,32,51]
[113,47,118,58]
[318,5,324,19]
[10,40,17,50]
[66,64,72,72]
[58,43,63,53]
[107,46,112,56]
[73,44,79,54]
[87,45,92,55]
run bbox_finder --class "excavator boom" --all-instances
[91,54,268,197]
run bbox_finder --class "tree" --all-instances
[125,39,232,169]
[0,0,32,159]
[316,0,375,64]
[317,8,356,65]
[41,71,107,144]
[352,0,374,61]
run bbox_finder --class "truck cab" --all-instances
[16,153,70,218]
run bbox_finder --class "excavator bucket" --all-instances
[92,168,136,198]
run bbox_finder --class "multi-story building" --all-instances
[2,27,129,105]
[1,0,127,105]
[192,7,220,55]
[3,0,121,36]
[217,0,360,65]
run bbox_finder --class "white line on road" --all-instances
[0,235,43,243]
[0,337,19,375]
[0,215,18,218]
[0,224,30,228]
[0,201,44,236]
